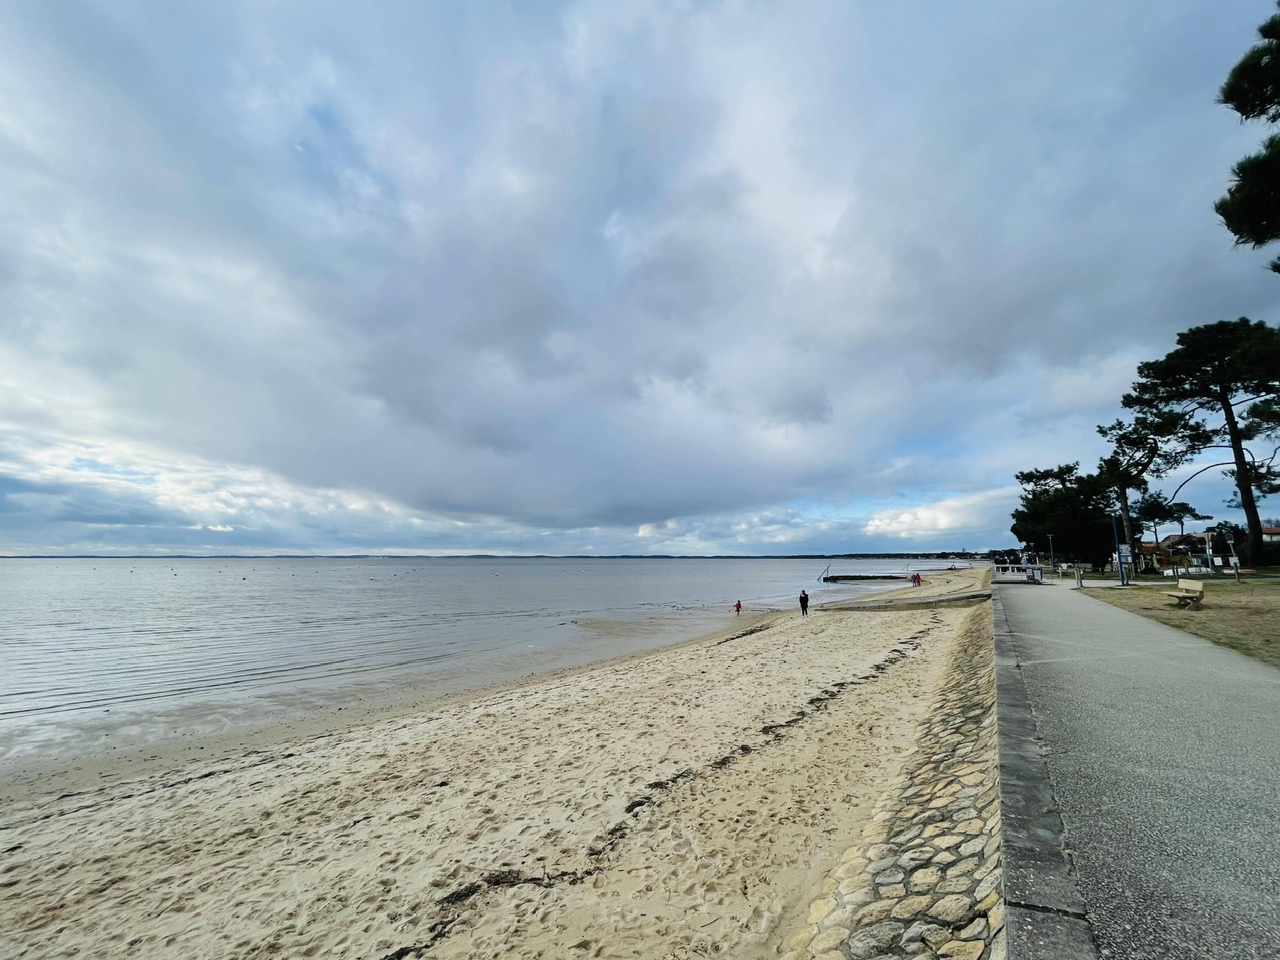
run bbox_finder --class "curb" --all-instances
[991,588,1098,959]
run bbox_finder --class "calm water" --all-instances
[0,556,926,760]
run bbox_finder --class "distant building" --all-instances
[1158,533,1207,553]
[1146,532,1217,574]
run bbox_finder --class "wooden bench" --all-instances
[1165,578,1205,609]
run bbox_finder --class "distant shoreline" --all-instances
[0,552,989,560]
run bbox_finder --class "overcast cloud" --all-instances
[2,0,1278,556]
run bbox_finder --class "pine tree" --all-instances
[1217,3,1280,270]
[1121,319,1280,561]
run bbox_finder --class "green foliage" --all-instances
[1248,396,1280,435]
[1220,15,1280,121]
[1122,318,1280,561]
[1207,520,1249,557]
[1095,412,1208,545]
[1131,492,1212,536]
[1010,463,1116,570]
[1218,3,1280,268]
[1220,6,1280,117]
[1224,463,1280,507]
[1125,318,1279,407]
[1097,413,1198,479]
[1215,135,1280,271]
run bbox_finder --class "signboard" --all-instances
[1117,544,1133,560]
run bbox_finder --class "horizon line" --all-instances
[0,551,995,560]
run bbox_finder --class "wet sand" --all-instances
[0,570,988,960]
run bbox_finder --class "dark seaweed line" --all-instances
[712,621,774,645]
[376,869,600,960]
[377,628,934,959]
[375,916,460,960]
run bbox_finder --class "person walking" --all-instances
[799,590,809,617]
[734,600,742,616]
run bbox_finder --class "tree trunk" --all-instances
[1118,485,1135,545]
[1220,390,1265,562]
[1117,485,1136,579]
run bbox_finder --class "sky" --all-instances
[2,0,1279,557]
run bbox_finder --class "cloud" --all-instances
[0,0,1275,555]
[862,489,1022,542]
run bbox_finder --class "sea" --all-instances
[0,556,946,763]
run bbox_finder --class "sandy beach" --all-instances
[1,570,989,960]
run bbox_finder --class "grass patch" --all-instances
[1069,568,1277,582]
[1081,578,1280,669]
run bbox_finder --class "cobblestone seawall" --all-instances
[783,602,1003,960]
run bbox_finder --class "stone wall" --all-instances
[783,602,1004,960]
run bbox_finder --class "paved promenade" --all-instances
[995,582,1280,959]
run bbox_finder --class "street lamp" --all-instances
[1048,534,1055,573]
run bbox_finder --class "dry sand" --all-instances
[1,570,988,960]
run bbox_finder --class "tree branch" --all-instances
[1169,461,1237,502]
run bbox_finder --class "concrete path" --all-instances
[994,583,1280,960]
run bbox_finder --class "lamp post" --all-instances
[1048,534,1055,574]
